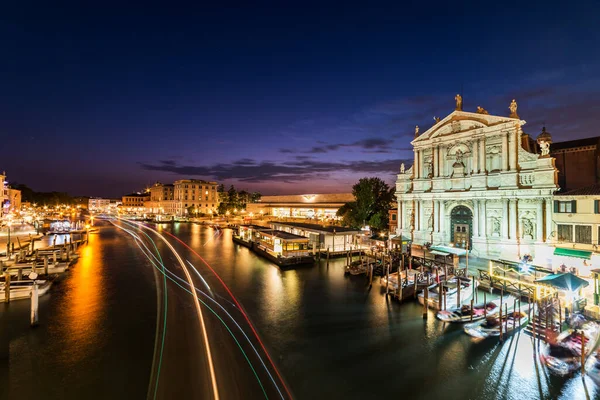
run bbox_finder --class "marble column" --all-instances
[536,200,544,242]
[501,199,509,239]
[439,200,446,236]
[438,146,446,176]
[472,140,478,174]
[479,137,486,173]
[401,200,406,231]
[480,200,487,238]
[545,199,553,242]
[509,127,519,171]
[433,146,439,177]
[473,200,480,237]
[414,149,420,179]
[509,199,518,240]
[419,200,424,232]
[502,133,509,171]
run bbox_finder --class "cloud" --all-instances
[139,157,412,183]
[307,137,394,154]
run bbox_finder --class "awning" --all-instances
[554,247,592,260]
[390,235,410,243]
[535,272,589,292]
[429,250,451,256]
[430,246,467,256]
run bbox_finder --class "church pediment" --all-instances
[413,111,520,144]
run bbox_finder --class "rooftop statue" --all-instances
[509,99,519,118]
[455,94,463,111]
[476,106,489,115]
[415,125,419,138]
[400,163,405,173]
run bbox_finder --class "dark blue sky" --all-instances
[2,2,599,197]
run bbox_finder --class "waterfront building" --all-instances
[88,197,113,212]
[271,221,362,253]
[551,136,600,192]
[173,179,219,216]
[121,192,150,215]
[246,193,353,220]
[7,188,21,212]
[145,182,176,215]
[0,172,21,215]
[396,98,558,266]
[552,183,600,277]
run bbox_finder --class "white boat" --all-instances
[542,321,600,376]
[464,310,529,339]
[380,270,417,290]
[418,277,476,310]
[437,301,499,323]
[0,280,52,302]
[586,350,600,385]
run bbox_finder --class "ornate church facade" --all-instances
[395,98,558,265]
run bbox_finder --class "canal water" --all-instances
[1,223,598,399]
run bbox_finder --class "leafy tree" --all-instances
[337,177,395,231]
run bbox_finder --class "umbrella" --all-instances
[535,272,589,292]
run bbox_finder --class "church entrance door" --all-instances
[450,206,472,249]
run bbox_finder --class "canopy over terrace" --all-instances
[535,272,589,292]
[271,221,362,253]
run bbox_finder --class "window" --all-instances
[554,200,577,213]
[391,214,397,221]
[557,224,573,242]
[576,225,592,244]
[595,200,600,214]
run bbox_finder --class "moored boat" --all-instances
[437,301,498,323]
[0,280,52,302]
[418,277,475,310]
[542,321,600,376]
[464,310,529,339]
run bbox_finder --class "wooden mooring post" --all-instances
[483,291,487,318]
[582,331,586,373]
[423,286,428,319]
[326,247,330,268]
[31,281,39,327]
[44,256,49,276]
[456,279,461,308]
[499,305,503,341]
[4,272,10,303]
[470,299,474,322]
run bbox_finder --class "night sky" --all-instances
[2,2,599,197]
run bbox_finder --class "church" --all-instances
[395,97,557,266]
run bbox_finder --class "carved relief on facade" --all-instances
[519,210,536,239]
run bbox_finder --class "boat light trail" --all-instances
[112,219,270,398]
[188,260,212,292]
[162,230,293,400]
[135,223,220,400]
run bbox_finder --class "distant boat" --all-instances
[542,322,600,376]
[0,280,52,302]
[437,301,499,323]
[418,277,475,310]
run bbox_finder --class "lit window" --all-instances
[557,224,573,242]
[575,225,592,244]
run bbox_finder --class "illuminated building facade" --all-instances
[173,179,219,215]
[121,192,150,215]
[245,193,354,220]
[396,100,558,266]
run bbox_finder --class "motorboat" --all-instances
[0,280,52,302]
[541,321,600,376]
[464,310,529,339]
[437,301,498,323]
[418,277,476,310]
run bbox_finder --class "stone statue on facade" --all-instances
[455,149,464,164]
[492,217,501,236]
[455,94,463,111]
[522,218,534,239]
[428,213,433,231]
[400,163,405,173]
[415,125,419,138]
[476,106,489,115]
[409,211,415,230]
[509,99,519,118]
[536,127,552,157]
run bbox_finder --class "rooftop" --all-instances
[259,230,309,241]
[551,136,600,152]
[124,193,150,197]
[272,221,362,234]
[555,183,600,196]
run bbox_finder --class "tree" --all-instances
[337,177,395,231]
